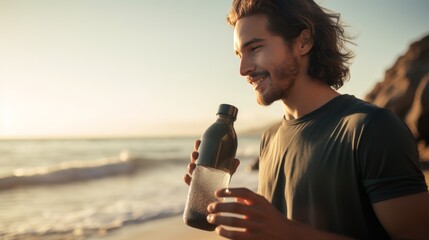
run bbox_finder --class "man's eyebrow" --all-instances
[235,38,264,56]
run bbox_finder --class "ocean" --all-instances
[0,136,260,240]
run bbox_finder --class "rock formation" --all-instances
[365,34,429,161]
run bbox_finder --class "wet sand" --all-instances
[90,215,224,240]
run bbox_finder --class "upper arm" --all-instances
[359,109,427,202]
[373,192,429,240]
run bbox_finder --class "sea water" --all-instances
[0,137,259,239]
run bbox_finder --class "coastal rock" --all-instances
[365,34,429,161]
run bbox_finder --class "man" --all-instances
[184,0,429,239]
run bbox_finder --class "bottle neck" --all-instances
[217,114,236,123]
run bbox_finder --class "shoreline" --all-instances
[89,214,224,240]
[90,169,429,240]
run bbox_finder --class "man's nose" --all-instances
[239,56,255,76]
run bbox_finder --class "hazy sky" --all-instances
[1,0,428,138]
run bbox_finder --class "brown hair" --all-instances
[227,0,354,89]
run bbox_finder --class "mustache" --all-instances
[247,71,269,81]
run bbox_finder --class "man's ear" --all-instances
[296,29,313,56]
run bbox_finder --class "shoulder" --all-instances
[260,120,283,149]
[330,96,414,149]
[339,95,401,129]
[342,95,380,118]
[263,121,283,136]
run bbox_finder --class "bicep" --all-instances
[373,192,429,240]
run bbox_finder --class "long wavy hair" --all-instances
[227,0,354,89]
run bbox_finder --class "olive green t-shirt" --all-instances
[258,94,427,239]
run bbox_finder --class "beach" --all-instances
[1,138,427,240]
[90,168,429,240]
[90,215,224,240]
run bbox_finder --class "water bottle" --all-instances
[183,104,238,231]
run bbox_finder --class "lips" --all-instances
[248,72,269,90]
[251,77,265,89]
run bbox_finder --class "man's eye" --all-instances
[251,46,261,52]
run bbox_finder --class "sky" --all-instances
[0,0,428,139]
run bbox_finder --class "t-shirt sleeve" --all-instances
[359,108,428,203]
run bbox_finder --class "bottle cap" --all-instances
[217,104,238,120]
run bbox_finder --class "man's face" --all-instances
[234,14,300,105]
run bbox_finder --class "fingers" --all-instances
[215,188,265,205]
[208,201,254,216]
[190,151,198,163]
[190,139,200,164]
[194,139,201,151]
[184,139,200,186]
[207,213,253,229]
[207,204,259,240]
[216,226,249,240]
[185,139,243,187]
[230,158,240,175]
[188,145,198,175]
[183,174,192,185]
[208,189,266,225]
[184,160,196,186]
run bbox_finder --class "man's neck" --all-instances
[281,78,340,120]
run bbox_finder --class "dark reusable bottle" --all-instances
[183,104,238,231]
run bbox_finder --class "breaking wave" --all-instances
[0,151,184,190]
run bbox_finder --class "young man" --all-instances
[184,0,429,239]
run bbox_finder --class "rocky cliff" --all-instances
[365,34,429,161]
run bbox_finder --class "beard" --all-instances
[256,56,300,106]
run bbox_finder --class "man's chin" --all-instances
[256,94,274,106]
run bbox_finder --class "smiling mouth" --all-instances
[251,77,265,89]
[248,72,269,88]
